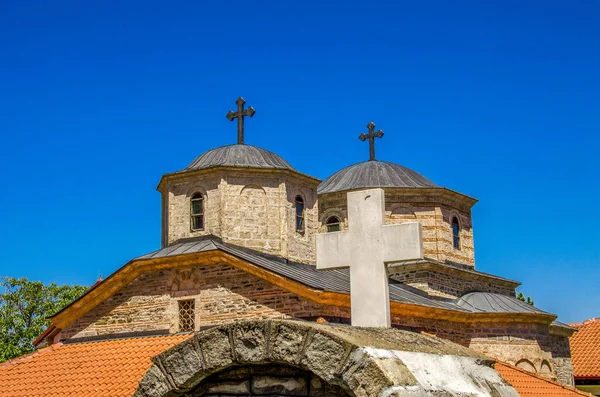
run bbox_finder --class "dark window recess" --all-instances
[191,193,204,230]
[451,217,460,249]
[179,299,195,332]
[326,216,341,232]
[295,196,305,232]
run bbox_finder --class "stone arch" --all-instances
[389,204,417,221]
[516,359,537,373]
[539,360,553,378]
[319,208,346,232]
[135,320,516,397]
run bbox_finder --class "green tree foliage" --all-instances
[516,291,535,306]
[0,277,87,362]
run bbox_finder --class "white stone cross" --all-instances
[316,188,424,327]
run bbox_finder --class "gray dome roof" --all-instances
[456,292,548,314]
[186,144,294,171]
[318,160,437,194]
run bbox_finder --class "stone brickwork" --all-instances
[58,262,567,384]
[465,322,574,385]
[160,168,319,264]
[193,365,350,396]
[317,188,476,268]
[136,320,518,397]
[59,263,350,340]
[389,267,516,299]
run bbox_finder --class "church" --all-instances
[0,98,586,397]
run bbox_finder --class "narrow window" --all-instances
[451,217,460,249]
[190,193,204,231]
[295,196,304,232]
[326,216,341,232]
[178,299,195,332]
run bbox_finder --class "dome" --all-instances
[317,160,437,194]
[186,144,294,171]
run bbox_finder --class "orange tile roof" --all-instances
[569,318,600,379]
[0,334,191,397]
[495,362,591,397]
[0,334,590,397]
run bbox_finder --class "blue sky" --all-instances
[0,1,598,323]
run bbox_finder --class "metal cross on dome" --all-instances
[359,121,384,161]
[226,97,256,145]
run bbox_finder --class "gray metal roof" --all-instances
[318,160,437,194]
[136,237,554,317]
[185,144,294,171]
[456,292,549,315]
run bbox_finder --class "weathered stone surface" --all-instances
[233,321,267,362]
[160,338,203,388]
[301,331,347,381]
[138,365,172,397]
[270,322,309,364]
[136,320,520,397]
[197,327,233,370]
[251,375,306,395]
[205,380,250,394]
[341,348,415,397]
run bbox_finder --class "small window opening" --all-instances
[451,217,460,249]
[178,299,195,332]
[326,216,341,232]
[190,193,204,231]
[295,196,305,232]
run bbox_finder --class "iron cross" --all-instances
[359,122,384,161]
[226,97,256,145]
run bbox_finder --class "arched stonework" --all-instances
[516,359,537,373]
[187,364,351,396]
[135,320,518,397]
[540,360,553,378]
[389,204,417,221]
[168,268,201,296]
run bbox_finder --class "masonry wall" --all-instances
[59,263,350,340]
[317,188,475,267]
[389,269,515,299]
[57,262,570,384]
[162,169,319,263]
[466,322,573,385]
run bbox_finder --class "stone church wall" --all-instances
[317,189,475,268]
[161,169,319,264]
[58,263,567,384]
[59,263,350,340]
[466,321,573,385]
[390,269,515,299]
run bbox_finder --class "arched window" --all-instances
[190,193,204,231]
[295,196,304,232]
[451,216,460,249]
[326,216,341,232]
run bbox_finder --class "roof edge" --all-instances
[157,164,321,192]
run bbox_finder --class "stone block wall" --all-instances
[160,169,319,263]
[58,262,568,384]
[389,268,516,299]
[317,188,475,268]
[59,263,350,340]
[466,322,573,386]
[196,365,350,396]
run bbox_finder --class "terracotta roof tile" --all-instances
[569,318,600,379]
[495,362,591,397]
[0,334,190,397]
[0,335,591,397]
